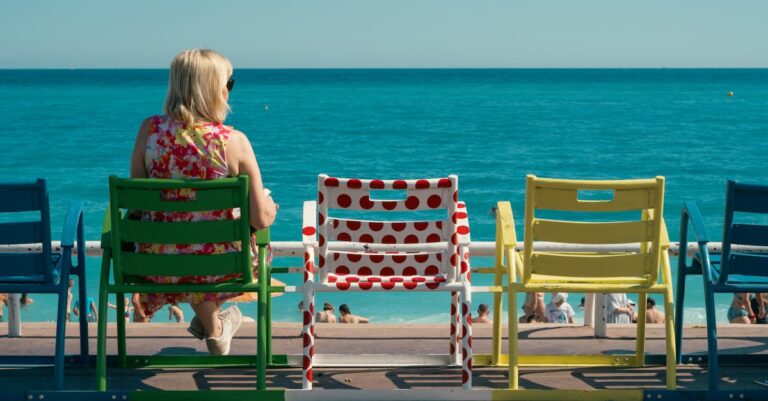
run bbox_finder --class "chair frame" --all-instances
[96,175,273,391]
[675,180,768,390]
[504,175,676,390]
[0,179,88,390]
[300,174,473,390]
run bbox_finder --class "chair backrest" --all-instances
[0,179,53,284]
[108,176,253,285]
[316,174,463,284]
[720,180,768,284]
[522,175,665,285]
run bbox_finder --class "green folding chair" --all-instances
[96,175,272,391]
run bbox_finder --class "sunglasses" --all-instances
[226,77,235,92]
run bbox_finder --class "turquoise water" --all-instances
[1,69,767,324]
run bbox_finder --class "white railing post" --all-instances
[7,293,22,337]
[584,293,595,327]
[594,293,607,338]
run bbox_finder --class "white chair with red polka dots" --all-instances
[300,174,473,390]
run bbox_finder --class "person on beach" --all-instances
[0,293,6,322]
[605,293,634,324]
[128,49,278,355]
[728,293,753,324]
[545,293,575,324]
[339,304,369,324]
[316,302,337,323]
[753,293,768,324]
[65,279,74,322]
[520,292,547,323]
[107,297,133,322]
[20,293,33,306]
[645,297,665,324]
[474,303,492,323]
[73,296,98,322]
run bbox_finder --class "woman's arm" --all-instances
[130,118,151,179]
[227,130,277,230]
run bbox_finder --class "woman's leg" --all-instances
[191,301,223,338]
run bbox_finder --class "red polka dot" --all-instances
[324,177,339,187]
[454,192,458,203]
[403,266,417,276]
[303,226,316,236]
[303,311,312,325]
[462,303,469,315]
[333,253,340,261]
[346,276,360,283]
[318,213,325,225]
[435,276,446,283]
[336,282,350,290]
[414,222,428,231]
[438,178,452,188]
[451,233,458,245]
[319,255,325,268]
[404,281,417,290]
[426,282,440,290]
[382,235,396,244]
[370,254,384,263]
[327,275,337,283]
[380,267,395,276]
[412,276,426,283]
[415,179,430,189]
[427,195,442,208]
[392,222,406,231]
[359,196,374,209]
[452,212,467,223]
[337,232,351,241]
[405,235,419,244]
[347,179,362,189]
[318,191,324,204]
[415,254,429,263]
[319,235,325,247]
[392,255,406,263]
[369,222,383,231]
[303,333,312,347]
[337,194,352,208]
[333,219,340,228]
[405,196,420,210]
[461,261,469,273]
[370,179,385,189]
[389,276,404,283]
[435,221,443,229]
[451,253,458,266]
[303,355,311,369]
[436,254,442,261]
[393,180,407,189]
[359,282,373,290]
[457,226,470,235]
[348,253,362,262]
[382,201,397,210]
[360,234,374,243]
[336,265,350,275]
[367,276,381,282]
[356,267,372,276]
[304,271,309,282]
[450,343,456,355]
[426,233,441,242]
[304,251,310,261]
[462,371,469,384]
[382,282,395,290]
[425,265,440,275]
[346,220,361,230]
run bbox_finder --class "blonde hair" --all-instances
[163,49,233,125]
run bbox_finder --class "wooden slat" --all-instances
[0,221,42,245]
[532,219,651,244]
[727,253,768,277]
[530,252,650,280]
[120,219,242,244]
[731,224,768,247]
[534,187,654,212]
[121,252,244,276]
[116,187,242,212]
[0,187,41,213]
[0,253,44,278]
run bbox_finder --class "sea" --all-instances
[1,69,767,325]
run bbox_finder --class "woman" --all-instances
[129,49,278,355]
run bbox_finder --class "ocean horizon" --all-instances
[1,68,767,324]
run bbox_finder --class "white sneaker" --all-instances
[205,305,242,356]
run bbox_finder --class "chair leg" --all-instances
[77,275,89,361]
[96,253,110,391]
[491,289,503,365]
[116,293,126,368]
[54,285,69,390]
[450,291,460,365]
[635,292,647,366]
[508,288,519,389]
[703,282,719,390]
[674,266,687,364]
[663,288,677,389]
[301,284,315,390]
[460,287,473,389]
[258,284,268,390]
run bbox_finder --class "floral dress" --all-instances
[136,115,270,317]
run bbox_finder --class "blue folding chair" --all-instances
[0,179,88,389]
[675,180,768,390]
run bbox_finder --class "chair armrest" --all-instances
[455,201,471,247]
[302,201,317,246]
[100,205,112,249]
[495,201,521,282]
[61,202,84,248]
[679,201,715,280]
[682,201,710,244]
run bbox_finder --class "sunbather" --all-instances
[339,304,369,324]
[316,302,337,323]
[474,303,492,323]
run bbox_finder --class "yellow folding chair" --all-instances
[502,175,676,390]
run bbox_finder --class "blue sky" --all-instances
[1,0,766,68]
